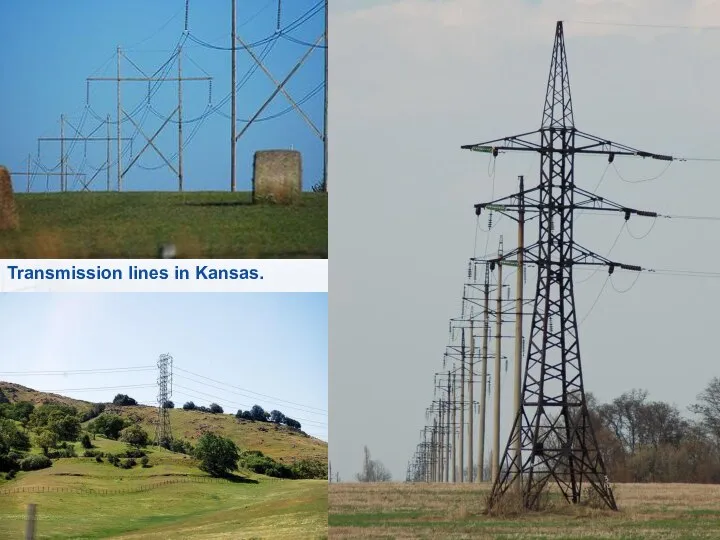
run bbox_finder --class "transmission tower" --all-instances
[462,21,676,511]
[155,353,174,447]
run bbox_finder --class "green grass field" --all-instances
[329,482,720,539]
[0,446,328,539]
[0,383,329,538]
[0,191,327,258]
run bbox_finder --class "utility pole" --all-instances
[178,46,184,192]
[468,320,474,483]
[230,0,237,192]
[106,114,111,191]
[60,114,65,192]
[478,263,490,482]
[445,371,451,482]
[117,46,122,191]
[492,237,503,483]
[452,371,458,482]
[323,0,328,192]
[513,175,525,484]
[463,20,672,511]
[459,329,465,482]
[87,51,211,191]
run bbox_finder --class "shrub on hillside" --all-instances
[124,448,146,459]
[169,439,194,455]
[141,456,149,468]
[83,449,104,458]
[5,470,16,480]
[163,400,174,409]
[95,455,103,463]
[80,403,105,422]
[182,401,196,410]
[80,433,93,449]
[125,458,137,468]
[291,459,328,480]
[0,453,20,473]
[239,451,292,479]
[119,425,149,448]
[112,394,137,407]
[20,454,52,471]
[88,413,127,440]
[209,403,224,414]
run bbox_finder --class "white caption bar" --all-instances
[0,259,328,293]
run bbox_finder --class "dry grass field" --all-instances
[329,482,720,539]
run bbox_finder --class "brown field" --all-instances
[329,482,720,539]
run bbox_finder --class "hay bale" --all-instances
[252,150,302,205]
[0,166,19,231]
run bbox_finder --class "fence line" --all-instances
[0,476,232,496]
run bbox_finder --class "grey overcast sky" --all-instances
[329,0,720,482]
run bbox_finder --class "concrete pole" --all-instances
[492,238,504,484]
[117,46,122,191]
[230,0,237,192]
[178,46,184,192]
[468,320,475,482]
[445,372,451,483]
[453,372,459,482]
[514,176,525,482]
[478,271,489,482]
[459,330,465,482]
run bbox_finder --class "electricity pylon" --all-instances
[462,21,676,511]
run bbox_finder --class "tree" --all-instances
[250,405,267,422]
[113,394,137,406]
[119,425,149,448]
[355,446,392,482]
[88,413,127,440]
[80,433,93,449]
[0,419,31,452]
[270,410,286,424]
[163,401,175,409]
[284,417,302,430]
[209,403,224,414]
[182,401,196,410]
[194,433,239,477]
[34,430,58,456]
[691,377,720,444]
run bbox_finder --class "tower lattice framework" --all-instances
[155,353,174,446]
[462,21,675,511]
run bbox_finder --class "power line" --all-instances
[0,366,155,376]
[174,366,327,413]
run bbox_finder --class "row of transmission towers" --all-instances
[12,0,328,193]
[407,21,677,512]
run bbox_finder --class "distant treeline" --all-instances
[586,377,720,483]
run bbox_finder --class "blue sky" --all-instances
[0,0,326,193]
[0,293,328,441]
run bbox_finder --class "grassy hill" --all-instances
[0,381,327,464]
[0,191,327,258]
[0,382,328,538]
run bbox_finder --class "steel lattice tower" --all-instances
[155,353,174,447]
[462,21,675,511]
